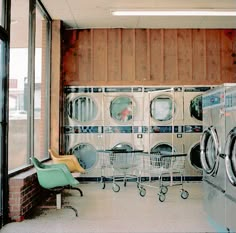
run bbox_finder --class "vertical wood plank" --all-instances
[206,30,221,82]
[192,29,206,83]
[150,29,163,82]
[62,30,78,84]
[93,29,107,82]
[78,29,91,82]
[163,29,177,83]
[107,29,121,81]
[121,29,135,82]
[177,30,192,83]
[221,30,234,82]
[135,29,148,81]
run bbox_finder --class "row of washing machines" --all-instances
[200,83,236,232]
[63,85,211,179]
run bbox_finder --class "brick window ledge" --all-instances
[8,167,47,222]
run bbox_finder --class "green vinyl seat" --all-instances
[31,157,80,217]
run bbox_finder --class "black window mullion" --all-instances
[27,0,36,162]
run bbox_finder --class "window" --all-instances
[8,0,29,171]
[8,0,51,172]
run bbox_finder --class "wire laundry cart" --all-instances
[138,152,189,202]
[98,149,143,192]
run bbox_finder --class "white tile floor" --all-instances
[1,181,215,233]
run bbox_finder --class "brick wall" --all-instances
[8,169,46,222]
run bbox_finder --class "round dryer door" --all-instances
[110,96,135,123]
[112,143,133,151]
[225,127,236,186]
[189,142,202,170]
[150,143,176,169]
[68,96,98,123]
[150,95,175,122]
[190,95,203,121]
[70,143,98,171]
[200,126,220,176]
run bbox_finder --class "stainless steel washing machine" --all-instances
[200,84,236,231]
[183,86,211,178]
[224,86,236,232]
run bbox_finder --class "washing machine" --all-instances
[224,86,236,232]
[183,86,211,178]
[103,86,146,151]
[63,86,104,177]
[200,83,236,231]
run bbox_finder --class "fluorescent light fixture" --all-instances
[112,10,236,16]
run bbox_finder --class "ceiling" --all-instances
[40,0,236,29]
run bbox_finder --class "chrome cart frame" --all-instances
[138,152,189,202]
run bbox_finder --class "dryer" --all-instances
[146,87,185,172]
[183,86,211,178]
[224,86,236,232]
[64,86,104,126]
[144,86,184,127]
[200,84,236,231]
[103,86,146,151]
[64,127,103,178]
[63,86,104,177]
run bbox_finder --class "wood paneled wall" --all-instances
[62,29,236,86]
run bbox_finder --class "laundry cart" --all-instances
[138,152,189,202]
[98,149,143,192]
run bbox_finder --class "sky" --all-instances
[9,48,42,89]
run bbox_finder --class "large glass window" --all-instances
[8,0,29,171]
[8,0,51,171]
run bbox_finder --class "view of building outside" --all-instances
[0,0,2,27]
[8,0,29,171]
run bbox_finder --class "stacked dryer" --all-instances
[200,83,236,232]
[183,86,211,178]
[63,86,104,177]
[103,86,146,151]
[144,86,184,156]
[224,86,236,232]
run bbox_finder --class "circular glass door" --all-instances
[68,96,98,123]
[70,143,97,171]
[200,127,220,176]
[190,95,203,121]
[150,143,175,168]
[110,96,135,123]
[189,142,202,170]
[150,95,175,122]
[112,143,133,151]
[225,128,236,186]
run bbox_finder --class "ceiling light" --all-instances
[111,10,236,16]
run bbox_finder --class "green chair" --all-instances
[31,157,81,217]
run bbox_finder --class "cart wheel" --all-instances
[181,190,189,199]
[159,193,166,202]
[160,186,168,194]
[101,182,105,189]
[112,183,120,192]
[139,188,146,197]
